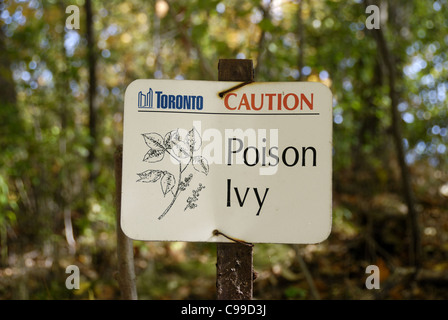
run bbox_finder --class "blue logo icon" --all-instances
[137,88,204,111]
[138,88,153,108]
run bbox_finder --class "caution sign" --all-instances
[121,80,332,244]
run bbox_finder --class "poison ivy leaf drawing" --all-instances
[192,156,209,175]
[143,148,165,163]
[164,129,181,149]
[136,127,209,220]
[160,172,176,197]
[136,169,163,183]
[163,129,190,159]
[142,133,166,163]
[143,132,165,150]
[171,140,190,159]
[185,127,202,153]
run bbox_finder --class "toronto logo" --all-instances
[137,87,204,111]
[138,88,153,109]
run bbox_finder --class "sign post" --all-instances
[216,59,254,300]
[114,145,138,300]
[120,59,333,299]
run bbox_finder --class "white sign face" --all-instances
[121,80,332,244]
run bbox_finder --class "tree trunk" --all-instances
[371,26,422,268]
[85,0,98,182]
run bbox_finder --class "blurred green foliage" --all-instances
[0,0,447,299]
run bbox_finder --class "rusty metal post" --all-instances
[216,59,254,300]
[115,145,138,300]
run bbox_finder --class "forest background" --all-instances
[0,0,447,300]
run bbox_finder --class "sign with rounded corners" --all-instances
[121,79,332,244]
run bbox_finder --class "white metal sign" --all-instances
[121,80,332,244]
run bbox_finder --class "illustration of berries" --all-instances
[184,184,205,212]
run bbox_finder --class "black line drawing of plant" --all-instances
[185,183,205,211]
[136,127,209,220]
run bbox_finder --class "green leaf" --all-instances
[259,18,275,32]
